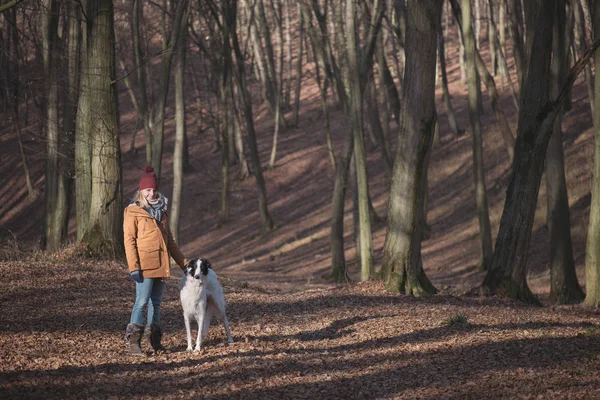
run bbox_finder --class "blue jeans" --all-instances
[129,277,166,325]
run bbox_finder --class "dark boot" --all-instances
[146,323,167,352]
[125,323,144,356]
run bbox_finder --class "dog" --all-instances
[179,258,233,351]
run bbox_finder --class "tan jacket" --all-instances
[123,203,187,278]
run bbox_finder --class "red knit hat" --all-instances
[139,166,158,191]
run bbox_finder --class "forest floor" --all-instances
[2,14,600,399]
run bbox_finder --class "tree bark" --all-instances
[574,0,595,114]
[437,9,461,137]
[42,0,61,252]
[479,0,557,304]
[450,0,516,162]
[132,0,152,165]
[458,0,494,270]
[230,0,274,233]
[170,1,190,245]
[150,0,188,181]
[78,0,123,257]
[381,0,441,296]
[509,0,526,89]
[585,0,600,308]
[545,0,584,304]
[292,2,304,128]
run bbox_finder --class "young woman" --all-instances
[123,166,188,356]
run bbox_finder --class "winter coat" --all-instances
[123,203,187,278]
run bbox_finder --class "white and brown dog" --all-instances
[179,258,233,351]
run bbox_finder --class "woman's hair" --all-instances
[133,190,161,209]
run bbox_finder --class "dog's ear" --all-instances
[200,258,211,275]
[184,258,199,274]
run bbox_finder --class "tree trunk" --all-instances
[79,0,123,257]
[545,0,584,304]
[170,2,190,245]
[450,0,516,162]
[437,10,461,137]
[150,0,188,181]
[43,0,61,252]
[585,0,600,308]
[488,0,520,111]
[458,0,494,270]
[488,0,498,75]
[574,0,595,114]
[133,0,152,165]
[479,0,557,304]
[54,1,80,250]
[366,77,393,176]
[347,0,385,281]
[230,0,274,233]
[292,2,303,128]
[330,125,354,282]
[509,0,526,89]
[381,0,441,296]
[283,0,292,110]
[75,0,93,241]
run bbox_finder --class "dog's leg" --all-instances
[212,299,234,344]
[201,305,213,338]
[194,313,204,352]
[223,315,234,344]
[183,314,193,351]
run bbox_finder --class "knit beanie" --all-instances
[139,166,158,191]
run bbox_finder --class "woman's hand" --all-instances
[130,270,143,283]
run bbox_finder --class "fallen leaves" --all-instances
[1,258,600,399]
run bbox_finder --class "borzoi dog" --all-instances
[179,258,233,351]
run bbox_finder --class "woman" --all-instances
[123,166,188,356]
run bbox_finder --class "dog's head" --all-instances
[184,258,212,281]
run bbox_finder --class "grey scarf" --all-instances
[147,195,167,222]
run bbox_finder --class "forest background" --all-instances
[2,0,600,398]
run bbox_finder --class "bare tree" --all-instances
[381,0,442,295]
[150,0,189,181]
[229,0,274,233]
[77,0,123,257]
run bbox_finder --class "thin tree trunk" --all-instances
[55,0,80,249]
[488,0,520,110]
[75,0,93,241]
[330,125,354,282]
[150,0,188,181]
[133,0,152,165]
[438,10,461,137]
[43,0,61,251]
[366,77,393,176]
[231,93,251,180]
[382,0,441,296]
[170,2,190,245]
[509,0,526,89]
[459,0,494,270]
[488,0,498,75]
[292,2,303,128]
[347,0,384,281]
[230,0,274,233]
[585,0,600,308]
[574,0,595,114]
[283,0,292,109]
[450,0,516,162]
